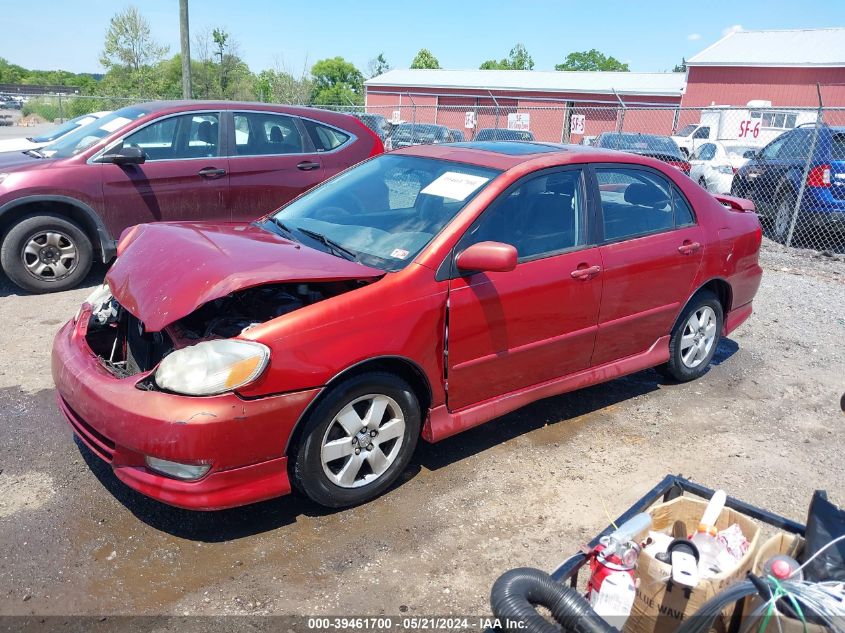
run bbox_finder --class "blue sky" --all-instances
[1,0,843,75]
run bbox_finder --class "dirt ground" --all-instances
[0,239,843,622]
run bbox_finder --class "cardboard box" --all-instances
[624,496,761,633]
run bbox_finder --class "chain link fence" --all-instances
[345,98,845,253]
[4,91,844,253]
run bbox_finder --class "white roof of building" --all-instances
[365,69,686,97]
[687,28,845,67]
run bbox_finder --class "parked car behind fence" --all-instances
[731,123,845,246]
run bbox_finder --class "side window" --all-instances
[776,130,811,160]
[596,168,693,241]
[233,112,304,156]
[760,135,787,159]
[123,113,220,160]
[694,126,710,139]
[672,189,696,226]
[459,170,586,261]
[697,144,717,161]
[302,119,351,152]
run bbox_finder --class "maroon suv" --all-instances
[0,101,383,293]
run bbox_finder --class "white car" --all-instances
[689,141,757,194]
[0,111,111,154]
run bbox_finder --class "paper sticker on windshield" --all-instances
[390,248,410,260]
[420,172,490,201]
[99,117,131,133]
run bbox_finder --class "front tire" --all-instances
[292,372,421,508]
[661,290,723,382]
[1,213,93,293]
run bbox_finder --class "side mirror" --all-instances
[743,150,758,159]
[455,241,518,274]
[100,145,146,165]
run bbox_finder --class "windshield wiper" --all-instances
[23,148,45,158]
[296,227,358,261]
[268,217,297,239]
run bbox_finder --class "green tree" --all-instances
[555,49,629,72]
[257,66,313,104]
[673,58,687,73]
[410,49,440,69]
[310,57,364,105]
[100,6,168,93]
[367,53,390,78]
[480,43,534,70]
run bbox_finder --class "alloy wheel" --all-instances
[320,394,406,489]
[680,306,717,369]
[22,230,78,281]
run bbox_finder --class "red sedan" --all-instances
[51,141,763,510]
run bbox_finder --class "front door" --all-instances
[101,112,229,233]
[590,165,704,366]
[446,168,602,411]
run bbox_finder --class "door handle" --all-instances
[570,264,601,280]
[678,241,701,255]
[297,161,320,171]
[198,167,227,179]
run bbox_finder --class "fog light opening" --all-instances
[144,456,211,481]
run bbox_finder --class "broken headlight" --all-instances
[154,339,270,396]
[76,283,113,323]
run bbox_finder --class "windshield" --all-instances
[599,133,681,156]
[30,114,100,143]
[393,124,446,143]
[475,129,534,141]
[268,154,500,271]
[42,106,150,158]
[675,124,699,137]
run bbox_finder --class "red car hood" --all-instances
[106,222,383,332]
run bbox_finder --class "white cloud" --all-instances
[687,33,702,41]
[722,24,743,37]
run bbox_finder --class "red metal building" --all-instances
[682,28,845,109]
[364,69,685,143]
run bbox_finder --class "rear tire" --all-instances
[291,372,421,508]
[659,290,723,382]
[1,213,93,293]
[774,191,797,244]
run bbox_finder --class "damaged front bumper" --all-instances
[51,312,320,510]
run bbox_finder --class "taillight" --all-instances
[807,164,831,187]
[669,160,691,174]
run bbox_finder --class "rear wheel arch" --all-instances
[673,279,732,334]
[284,355,433,455]
[0,196,115,262]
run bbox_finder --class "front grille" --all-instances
[58,397,115,462]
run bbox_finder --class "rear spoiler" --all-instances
[713,194,756,212]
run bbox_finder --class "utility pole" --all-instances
[179,0,192,99]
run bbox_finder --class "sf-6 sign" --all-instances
[738,116,762,139]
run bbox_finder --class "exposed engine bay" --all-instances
[84,281,363,379]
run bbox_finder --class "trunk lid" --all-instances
[107,222,384,332]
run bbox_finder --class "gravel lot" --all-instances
[0,238,842,621]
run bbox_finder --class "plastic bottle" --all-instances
[762,555,803,581]
[691,490,728,575]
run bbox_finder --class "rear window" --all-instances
[303,120,350,151]
[832,133,845,160]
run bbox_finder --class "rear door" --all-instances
[590,165,704,366]
[100,111,230,230]
[300,116,362,181]
[226,110,325,220]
